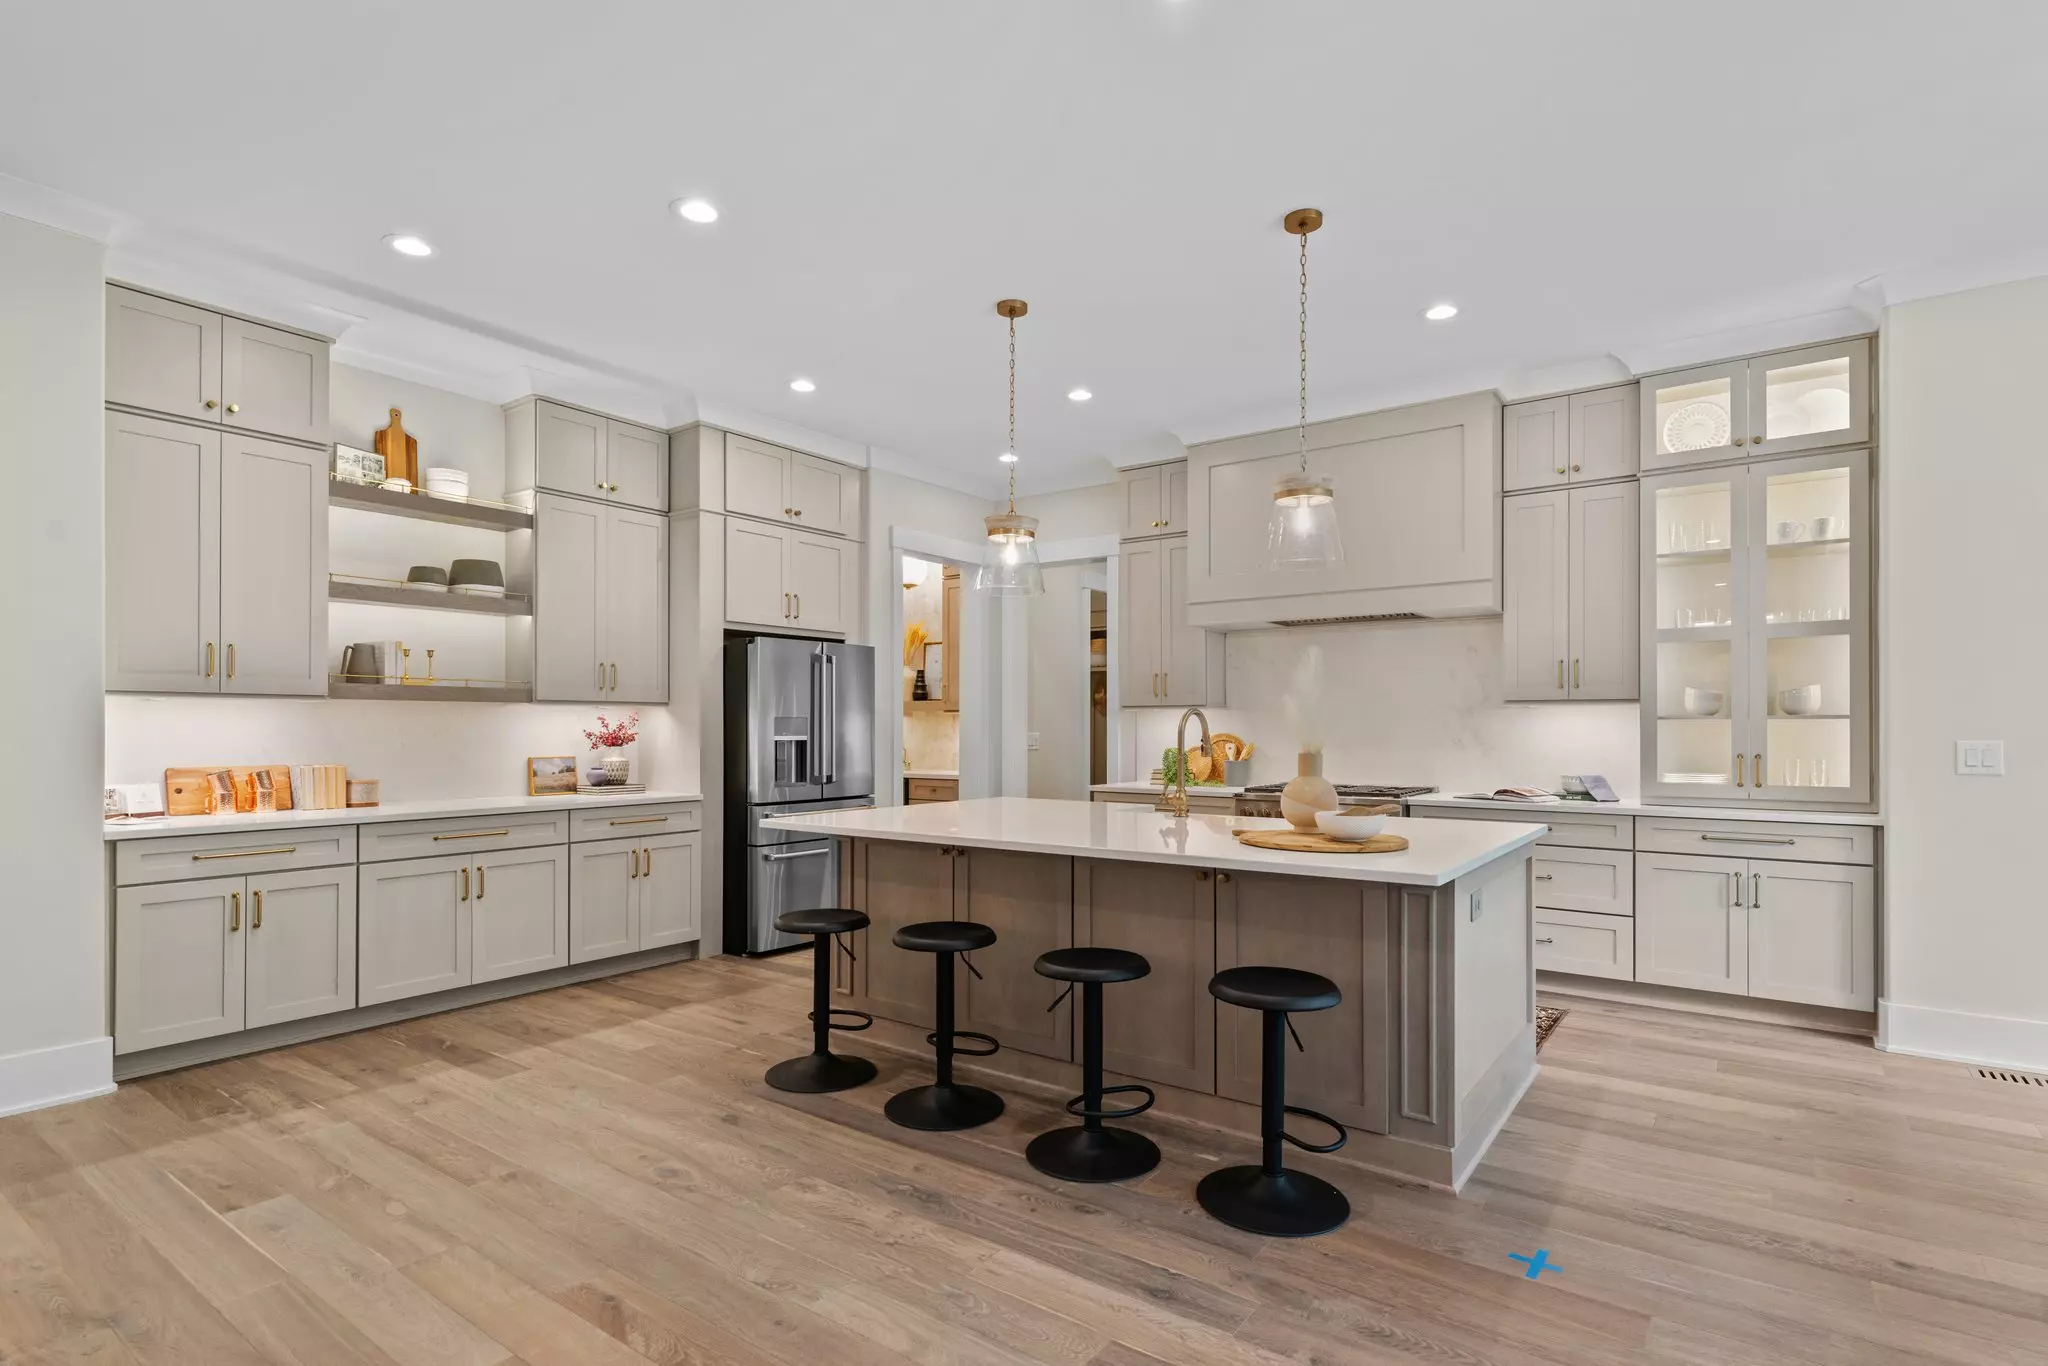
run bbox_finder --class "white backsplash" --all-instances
[1122,617,1640,797]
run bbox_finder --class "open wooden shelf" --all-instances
[327,680,532,704]
[328,576,531,617]
[328,479,532,532]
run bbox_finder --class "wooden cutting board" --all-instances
[1234,829,1409,855]
[164,766,295,816]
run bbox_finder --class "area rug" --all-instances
[1535,1004,1568,1052]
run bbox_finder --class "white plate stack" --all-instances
[424,467,470,499]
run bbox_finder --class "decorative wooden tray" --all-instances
[1234,829,1410,855]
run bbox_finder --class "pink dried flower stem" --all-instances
[583,712,640,750]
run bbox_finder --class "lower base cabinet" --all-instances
[472,846,569,984]
[360,847,570,1002]
[1634,852,1874,1010]
[569,832,701,964]
[1076,859,1216,1092]
[1533,909,1634,981]
[115,867,356,1053]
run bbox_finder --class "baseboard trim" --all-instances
[1537,972,1876,1036]
[1877,999,2048,1073]
[0,1035,115,1119]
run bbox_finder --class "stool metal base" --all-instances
[764,1051,878,1095]
[1025,1125,1160,1183]
[1196,1165,1350,1238]
[885,1082,1005,1132]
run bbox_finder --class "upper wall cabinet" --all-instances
[1118,461,1189,539]
[528,494,669,704]
[106,285,330,446]
[1185,392,1500,629]
[1641,338,1870,473]
[1502,484,1638,701]
[723,519,854,635]
[1120,536,1225,708]
[1503,385,1638,492]
[723,434,862,539]
[505,398,669,513]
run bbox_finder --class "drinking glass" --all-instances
[1786,758,1805,786]
[1813,759,1829,787]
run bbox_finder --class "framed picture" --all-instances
[923,641,944,698]
[333,444,387,486]
[527,755,577,796]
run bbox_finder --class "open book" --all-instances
[1476,787,1560,803]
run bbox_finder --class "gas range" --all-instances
[1233,783,1437,819]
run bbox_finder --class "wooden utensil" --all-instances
[373,407,418,487]
[1233,829,1409,855]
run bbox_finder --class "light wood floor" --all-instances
[3,958,2046,1366]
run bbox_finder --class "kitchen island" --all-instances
[763,797,1546,1190]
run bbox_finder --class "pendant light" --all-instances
[1268,209,1343,569]
[977,298,1044,597]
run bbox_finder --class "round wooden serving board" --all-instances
[1234,829,1410,855]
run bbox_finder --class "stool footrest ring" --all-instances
[1281,1104,1348,1154]
[925,1028,1000,1058]
[809,1007,873,1033]
[1066,1083,1154,1121]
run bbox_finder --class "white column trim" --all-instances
[1877,999,2048,1074]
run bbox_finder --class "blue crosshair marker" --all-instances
[1508,1249,1559,1280]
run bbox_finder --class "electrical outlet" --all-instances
[1956,740,2006,776]
[1026,731,1041,751]
[1469,891,1484,922]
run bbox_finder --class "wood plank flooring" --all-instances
[3,956,2045,1365]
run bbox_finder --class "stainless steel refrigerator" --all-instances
[724,635,876,955]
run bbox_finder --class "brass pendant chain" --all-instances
[1008,312,1018,512]
[1297,224,1310,475]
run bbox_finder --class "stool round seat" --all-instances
[1034,947,1151,985]
[894,920,997,954]
[1209,965,1341,1014]
[774,907,869,936]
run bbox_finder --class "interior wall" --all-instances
[1026,563,1094,798]
[0,213,112,1113]
[1879,276,2048,1068]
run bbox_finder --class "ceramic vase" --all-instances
[1279,750,1339,831]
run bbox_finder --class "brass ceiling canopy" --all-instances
[996,298,1029,319]
[1284,208,1324,236]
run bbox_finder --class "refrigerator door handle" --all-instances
[823,652,837,785]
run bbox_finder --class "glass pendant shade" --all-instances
[1267,472,1342,568]
[976,511,1044,596]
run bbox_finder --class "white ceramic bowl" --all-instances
[1682,686,1724,717]
[1779,684,1823,715]
[1315,809,1388,841]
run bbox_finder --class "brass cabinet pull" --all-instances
[1571,463,1582,473]
[205,642,215,678]
[610,662,618,691]
[1573,658,1581,689]
[1701,833,1795,845]
[793,594,801,618]
[1753,753,1763,789]
[226,643,236,679]
[609,815,668,826]
[1731,870,1743,907]
[476,864,485,898]
[1752,434,1764,446]
[204,398,218,410]
[1554,466,1565,475]
[1734,753,1745,787]
[226,402,240,413]
[792,509,802,518]
[1535,936,1555,945]
[229,892,241,932]
[1534,873,1554,881]
[1732,435,1746,446]
[252,889,263,929]
[629,850,639,879]
[1217,871,1231,884]
[642,847,651,877]
[192,846,297,860]
[1752,872,1761,907]
[784,507,793,516]
[461,867,470,901]
[432,829,510,841]
[608,482,619,492]
[1161,671,1168,695]
[1556,659,1564,690]
[1195,869,1209,881]
[783,592,791,619]
[598,661,606,688]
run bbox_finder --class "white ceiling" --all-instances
[7,0,2048,495]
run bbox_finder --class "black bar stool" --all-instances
[885,920,1004,1131]
[1025,947,1159,1183]
[765,908,878,1094]
[1197,965,1351,1238]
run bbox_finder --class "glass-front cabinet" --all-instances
[1641,338,1870,472]
[1641,448,1871,804]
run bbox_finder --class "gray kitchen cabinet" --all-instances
[1570,385,1639,484]
[787,530,849,634]
[1745,858,1875,1010]
[471,845,570,984]
[1503,483,1636,701]
[1120,535,1223,708]
[571,831,700,963]
[242,868,357,1030]
[640,832,701,948]
[106,410,220,693]
[531,494,668,703]
[106,285,329,444]
[218,431,327,696]
[1533,909,1635,981]
[724,434,791,524]
[1509,386,1639,492]
[1641,338,1870,472]
[357,854,473,1006]
[789,451,860,538]
[1118,460,1189,539]
[1502,396,1569,493]
[721,434,859,537]
[1634,852,1749,995]
[507,399,669,513]
[106,287,221,426]
[220,316,330,446]
[114,875,245,1054]
[724,517,792,627]
[722,518,850,634]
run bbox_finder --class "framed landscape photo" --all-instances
[527,755,577,796]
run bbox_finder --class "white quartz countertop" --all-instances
[1089,781,1246,796]
[903,770,960,780]
[764,797,1543,887]
[104,790,702,841]
[1408,795,1884,826]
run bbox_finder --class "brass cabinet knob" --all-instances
[1554,466,1565,475]
[1732,435,1746,446]
[1571,464,1582,472]
[1752,435,1764,445]
[204,399,218,410]
[226,402,240,413]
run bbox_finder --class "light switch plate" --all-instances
[1026,731,1041,751]
[1956,740,2006,775]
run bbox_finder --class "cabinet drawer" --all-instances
[569,802,701,842]
[1535,910,1635,981]
[905,779,958,803]
[359,811,569,863]
[115,826,356,886]
[1635,817,1874,865]
[1420,805,1632,850]
[1532,847,1633,917]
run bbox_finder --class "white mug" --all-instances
[1809,515,1842,540]
[1773,519,1805,544]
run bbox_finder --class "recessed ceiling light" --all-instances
[384,234,433,257]
[998,451,1018,464]
[673,198,719,224]
[789,378,816,393]
[1067,387,1093,402]
[1423,302,1459,321]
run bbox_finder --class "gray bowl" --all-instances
[405,565,450,592]
[447,558,504,589]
